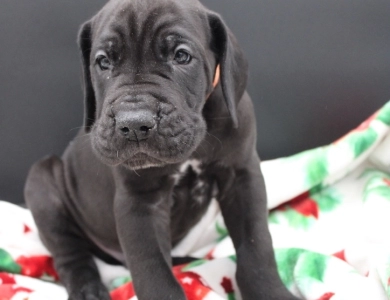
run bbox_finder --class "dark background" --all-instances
[1,0,390,204]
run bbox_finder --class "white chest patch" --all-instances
[172,159,202,185]
[180,159,202,174]
[172,159,210,204]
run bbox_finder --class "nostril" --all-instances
[139,125,151,133]
[120,127,130,135]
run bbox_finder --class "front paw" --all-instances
[67,282,111,300]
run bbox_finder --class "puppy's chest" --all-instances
[172,159,214,204]
[170,159,216,244]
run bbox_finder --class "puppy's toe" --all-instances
[68,282,111,300]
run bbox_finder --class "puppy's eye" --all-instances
[173,49,192,65]
[96,55,111,71]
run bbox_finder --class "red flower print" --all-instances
[317,292,335,300]
[355,112,378,132]
[23,224,32,234]
[333,250,346,262]
[111,270,211,300]
[0,285,33,300]
[220,277,234,294]
[15,255,58,280]
[278,192,319,219]
[176,271,211,300]
[383,178,390,186]
[0,273,16,284]
[110,282,135,300]
[205,249,214,260]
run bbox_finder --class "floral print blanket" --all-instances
[1,101,390,300]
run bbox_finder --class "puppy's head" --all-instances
[79,0,248,169]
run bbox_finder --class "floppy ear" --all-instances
[78,21,96,132]
[208,12,248,128]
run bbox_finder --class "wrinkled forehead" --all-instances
[91,0,207,45]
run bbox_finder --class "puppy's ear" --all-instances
[78,21,96,132]
[208,13,248,128]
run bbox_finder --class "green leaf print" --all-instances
[0,248,22,274]
[284,148,328,188]
[309,184,323,195]
[361,169,390,179]
[376,101,390,126]
[275,249,330,288]
[269,209,316,230]
[110,276,132,290]
[275,248,304,287]
[368,186,390,200]
[363,170,390,202]
[311,187,341,212]
[306,150,328,187]
[215,220,229,241]
[347,128,377,158]
[182,259,208,271]
[228,255,237,263]
[296,251,328,282]
[268,212,279,224]
[228,294,236,300]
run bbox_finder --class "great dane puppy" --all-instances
[25,0,300,299]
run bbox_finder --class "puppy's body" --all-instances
[25,0,300,299]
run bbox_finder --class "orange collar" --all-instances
[212,64,220,89]
[206,64,220,101]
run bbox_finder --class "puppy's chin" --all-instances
[91,141,197,170]
[91,148,167,170]
[93,149,195,170]
[122,153,166,170]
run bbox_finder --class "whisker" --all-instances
[67,126,85,133]
[206,131,223,148]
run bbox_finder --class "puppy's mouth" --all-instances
[122,152,165,170]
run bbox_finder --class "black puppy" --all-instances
[25,0,299,299]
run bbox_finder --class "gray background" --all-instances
[1,0,390,204]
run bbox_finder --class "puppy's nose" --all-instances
[116,110,156,140]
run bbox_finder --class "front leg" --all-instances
[25,156,110,300]
[113,167,186,300]
[216,153,300,300]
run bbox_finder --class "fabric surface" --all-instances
[1,101,390,300]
